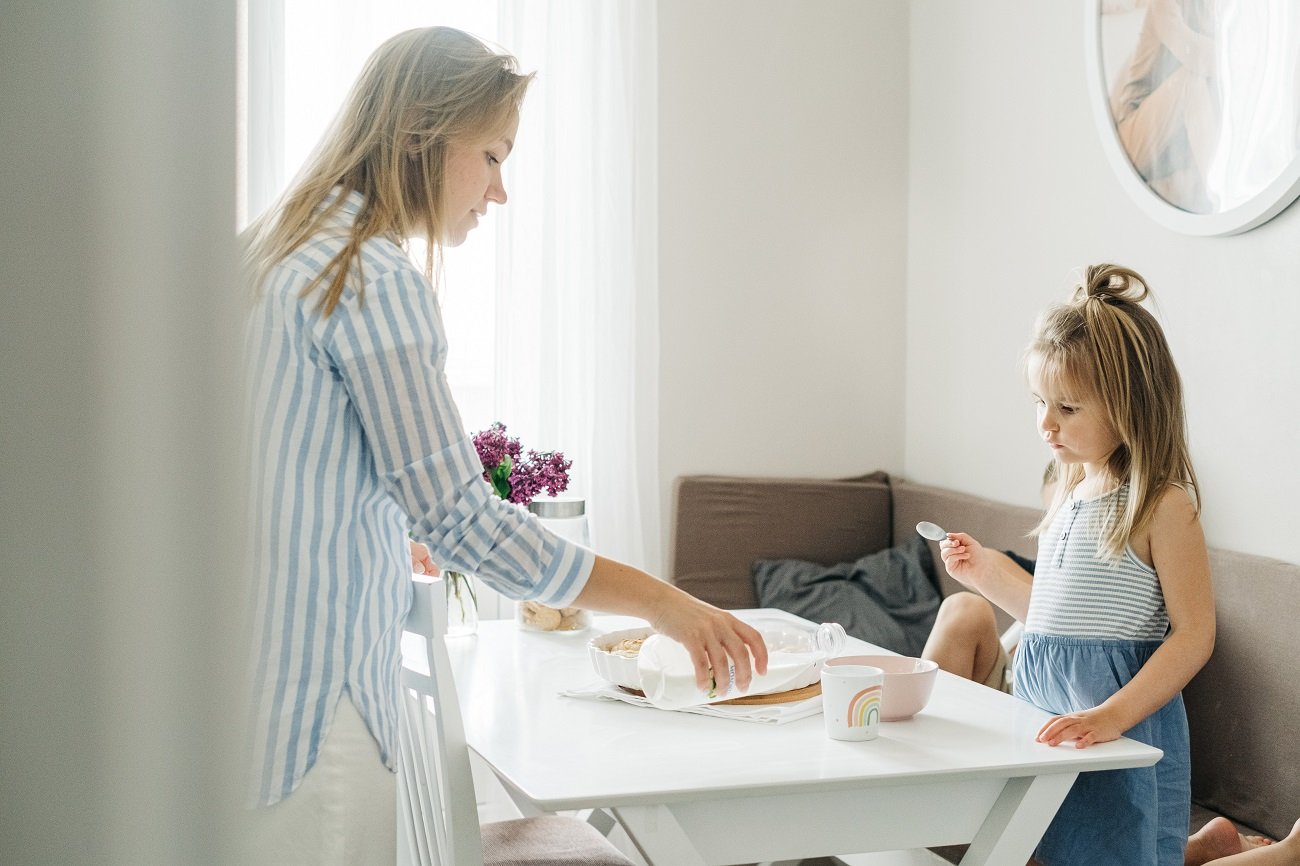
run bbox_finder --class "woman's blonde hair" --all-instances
[244,27,533,315]
[1028,263,1200,559]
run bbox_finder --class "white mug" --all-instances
[821,664,884,741]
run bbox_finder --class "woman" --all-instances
[242,27,767,863]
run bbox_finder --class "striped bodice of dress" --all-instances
[1025,486,1169,640]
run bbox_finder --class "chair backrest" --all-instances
[399,577,485,866]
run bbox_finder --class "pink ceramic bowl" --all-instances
[825,654,938,721]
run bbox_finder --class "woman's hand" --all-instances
[574,555,769,695]
[648,597,770,695]
[1036,705,1125,749]
[410,541,439,576]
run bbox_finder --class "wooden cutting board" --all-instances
[620,681,821,705]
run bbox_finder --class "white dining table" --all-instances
[443,610,1162,866]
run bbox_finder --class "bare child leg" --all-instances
[1260,819,1300,866]
[922,593,1005,686]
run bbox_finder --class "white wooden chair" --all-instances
[398,577,634,866]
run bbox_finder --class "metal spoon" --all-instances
[915,521,948,541]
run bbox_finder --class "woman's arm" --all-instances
[1036,487,1215,748]
[330,263,768,692]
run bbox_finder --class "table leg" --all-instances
[958,773,1077,866]
[611,804,708,866]
[586,808,618,836]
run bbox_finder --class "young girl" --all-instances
[939,263,1215,865]
[242,27,766,863]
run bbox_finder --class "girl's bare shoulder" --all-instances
[1151,484,1199,527]
[1130,485,1201,567]
[1146,484,1207,566]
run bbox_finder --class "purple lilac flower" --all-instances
[533,450,573,497]
[471,422,521,471]
[470,423,571,507]
[506,469,542,506]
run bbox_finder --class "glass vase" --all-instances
[444,572,479,637]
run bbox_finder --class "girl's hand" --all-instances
[410,541,439,576]
[1036,706,1125,749]
[938,532,991,589]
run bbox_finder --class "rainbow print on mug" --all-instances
[821,664,884,741]
[848,684,882,728]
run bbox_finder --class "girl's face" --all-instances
[1028,353,1120,475]
[441,111,520,247]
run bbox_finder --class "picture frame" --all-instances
[1084,0,1300,236]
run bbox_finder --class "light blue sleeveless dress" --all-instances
[1014,486,1190,866]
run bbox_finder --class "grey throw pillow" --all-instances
[751,534,941,657]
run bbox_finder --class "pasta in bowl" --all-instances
[587,626,654,690]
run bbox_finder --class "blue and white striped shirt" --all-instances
[245,190,595,806]
[1025,486,1169,641]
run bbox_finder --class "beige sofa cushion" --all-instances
[1185,547,1300,841]
[671,472,892,609]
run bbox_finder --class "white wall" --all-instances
[1,2,245,862]
[904,2,1300,564]
[657,0,911,565]
[656,2,1298,568]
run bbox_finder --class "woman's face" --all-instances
[442,111,519,247]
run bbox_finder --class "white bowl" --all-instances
[588,626,654,690]
[824,654,939,720]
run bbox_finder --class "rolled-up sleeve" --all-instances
[325,264,594,607]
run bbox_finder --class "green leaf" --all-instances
[489,455,513,500]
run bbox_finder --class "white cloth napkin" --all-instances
[559,681,822,724]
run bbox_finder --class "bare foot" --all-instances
[1187,818,1247,865]
[1186,817,1276,866]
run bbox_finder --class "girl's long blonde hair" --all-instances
[243,27,533,316]
[1029,263,1200,559]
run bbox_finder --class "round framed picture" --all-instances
[1084,0,1300,235]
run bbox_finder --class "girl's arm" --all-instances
[1036,486,1216,748]
[940,534,1035,622]
[938,463,1055,622]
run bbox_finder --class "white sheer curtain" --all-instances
[494,1,661,570]
[240,0,661,572]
